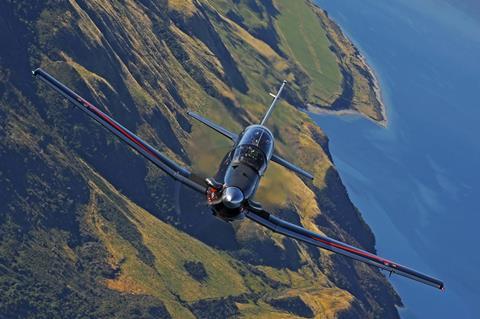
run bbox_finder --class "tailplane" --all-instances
[187,111,238,141]
[271,154,314,180]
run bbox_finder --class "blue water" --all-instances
[312,0,480,318]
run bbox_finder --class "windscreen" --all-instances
[238,126,274,157]
[232,145,266,173]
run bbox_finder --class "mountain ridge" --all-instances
[0,0,399,318]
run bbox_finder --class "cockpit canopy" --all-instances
[232,145,266,173]
[238,125,274,156]
[233,126,274,174]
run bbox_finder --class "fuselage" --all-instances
[206,125,274,221]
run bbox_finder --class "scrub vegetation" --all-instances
[0,0,397,318]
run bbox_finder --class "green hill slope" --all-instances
[0,0,397,318]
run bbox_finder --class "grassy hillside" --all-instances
[0,0,398,318]
[275,0,342,103]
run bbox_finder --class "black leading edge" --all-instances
[32,68,206,194]
[33,68,444,291]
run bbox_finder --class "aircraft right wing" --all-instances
[33,68,207,194]
[245,208,444,290]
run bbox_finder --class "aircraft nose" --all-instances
[222,187,244,209]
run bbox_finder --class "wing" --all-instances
[245,208,444,290]
[33,68,206,194]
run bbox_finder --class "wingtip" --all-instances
[32,68,40,76]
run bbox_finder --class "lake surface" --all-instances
[312,0,480,318]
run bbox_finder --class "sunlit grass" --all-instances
[274,0,342,104]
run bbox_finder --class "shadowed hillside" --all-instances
[0,0,398,318]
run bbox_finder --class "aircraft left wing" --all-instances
[33,68,207,194]
[245,208,444,290]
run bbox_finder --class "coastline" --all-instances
[307,1,480,317]
[307,1,388,127]
[305,55,388,127]
[357,52,388,127]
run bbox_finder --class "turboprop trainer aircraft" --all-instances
[33,68,444,291]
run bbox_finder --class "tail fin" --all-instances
[260,80,287,126]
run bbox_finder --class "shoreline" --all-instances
[357,51,388,126]
[307,1,388,128]
[305,105,386,128]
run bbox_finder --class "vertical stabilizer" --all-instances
[260,80,287,126]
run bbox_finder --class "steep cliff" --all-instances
[0,0,398,318]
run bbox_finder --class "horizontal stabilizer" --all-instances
[271,154,314,180]
[187,111,238,141]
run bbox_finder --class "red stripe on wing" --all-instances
[309,235,397,267]
[77,97,160,161]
